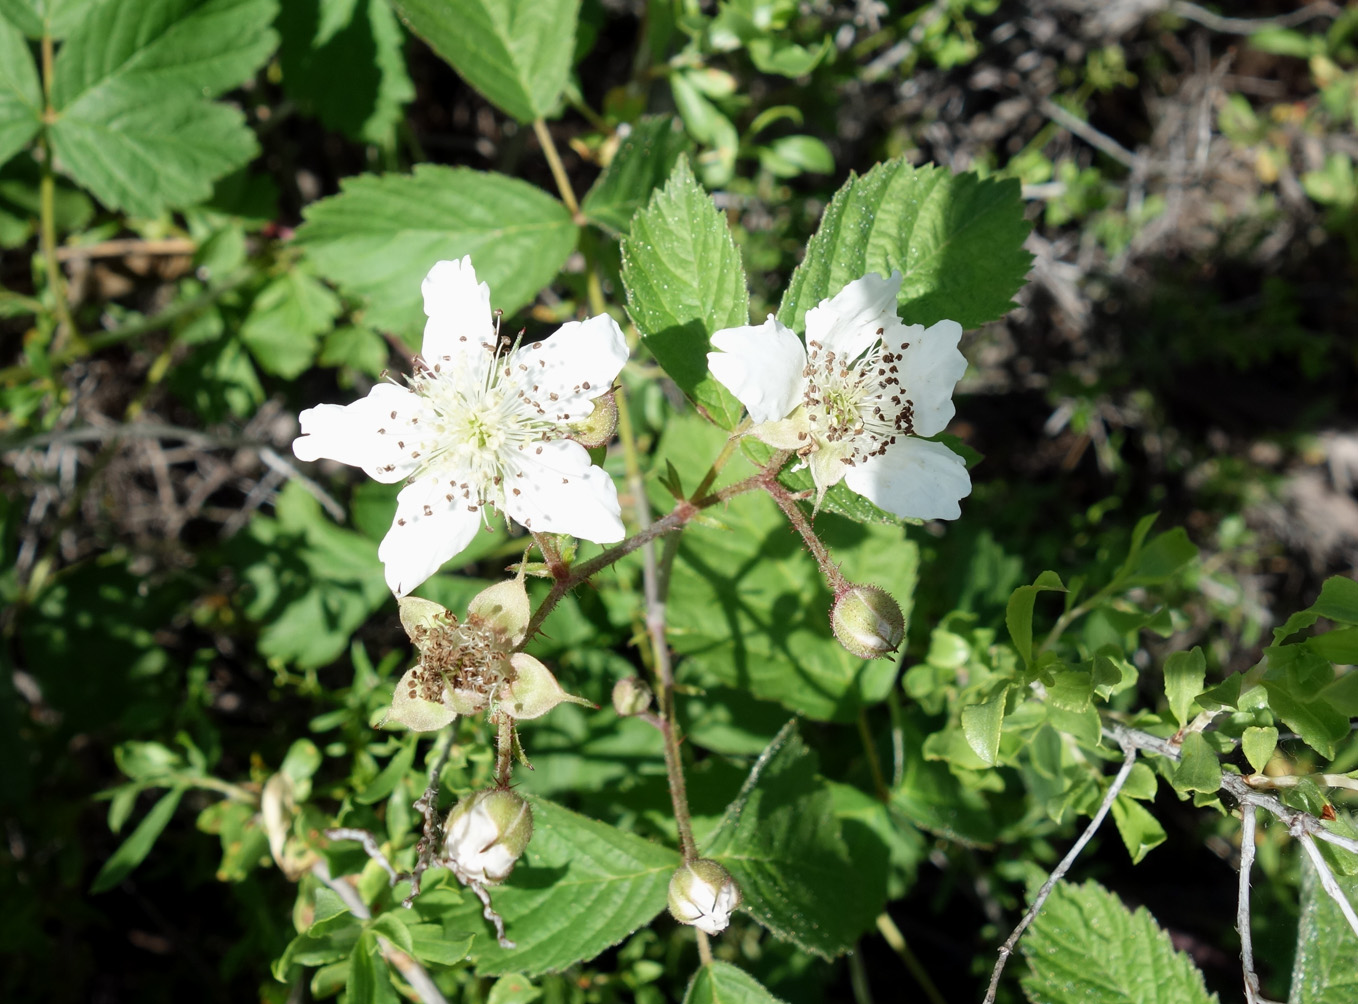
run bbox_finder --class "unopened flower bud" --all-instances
[668,860,741,935]
[443,789,533,884]
[611,676,653,717]
[830,584,904,659]
[570,389,619,448]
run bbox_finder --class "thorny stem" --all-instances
[1238,805,1281,1004]
[983,742,1139,1004]
[762,473,847,592]
[494,715,514,787]
[533,118,581,218]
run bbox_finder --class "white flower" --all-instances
[706,270,971,520]
[292,257,627,596]
[668,860,741,935]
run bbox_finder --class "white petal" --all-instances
[895,319,966,437]
[510,313,628,423]
[804,271,903,362]
[844,437,971,521]
[707,315,807,424]
[292,383,425,484]
[378,476,485,596]
[420,257,496,365]
[503,439,624,542]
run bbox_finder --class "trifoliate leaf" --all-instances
[278,0,414,145]
[703,722,886,957]
[777,160,1031,333]
[0,15,40,167]
[1290,855,1358,1004]
[621,156,747,429]
[390,0,579,123]
[295,164,578,337]
[684,961,789,1004]
[1020,880,1218,1004]
[434,796,680,976]
[581,116,692,234]
[47,0,278,216]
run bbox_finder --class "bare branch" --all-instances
[982,743,1139,1004]
[1297,829,1358,942]
[1170,1,1340,35]
[1238,805,1285,1004]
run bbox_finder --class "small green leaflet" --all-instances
[436,796,679,976]
[1020,880,1219,1004]
[0,16,40,167]
[90,785,187,893]
[703,722,886,957]
[777,160,1032,333]
[46,0,279,216]
[621,156,748,429]
[1162,646,1206,727]
[684,961,789,1004]
[391,0,579,123]
[296,164,578,338]
[581,116,692,234]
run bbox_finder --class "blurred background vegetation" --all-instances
[1,1,1356,1001]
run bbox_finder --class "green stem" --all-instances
[876,913,949,1004]
[533,118,581,218]
[857,709,890,803]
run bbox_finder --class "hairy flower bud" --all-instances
[570,389,619,449]
[668,860,741,935]
[830,584,905,659]
[443,789,533,884]
[611,676,653,717]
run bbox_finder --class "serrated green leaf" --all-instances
[684,961,789,1004]
[662,417,917,721]
[278,0,414,144]
[777,160,1031,333]
[1289,855,1358,1004]
[961,685,1008,766]
[1110,795,1166,863]
[1020,880,1218,1004]
[0,0,106,38]
[296,164,578,336]
[1242,725,1278,774]
[48,0,278,216]
[1263,647,1347,759]
[390,0,578,123]
[1163,646,1206,727]
[1307,627,1358,665]
[90,785,186,893]
[1006,570,1066,669]
[435,796,679,976]
[703,722,885,957]
[621,156,747,428]
[404,923,472,966]
[240,268,341,378]
[581,116,692,233]
[1171,732,1222,794]
[0,16,40,167]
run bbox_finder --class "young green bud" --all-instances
[667,859,741,935]
[830,584,905,659]
[570,389,619,449]
[443,789,533,884]
[611,676,653,717]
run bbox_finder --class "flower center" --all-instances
[412,617,509,700]
[398,338,559,506]
[802,336,914,464]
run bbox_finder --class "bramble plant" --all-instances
[2,2,1357,1003]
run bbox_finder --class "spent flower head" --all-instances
[386,578,591,732]
[707,271,971,519]
[293,256,627,596]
